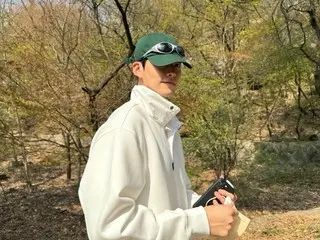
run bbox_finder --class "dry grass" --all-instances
[189,141,320,240]
[240,208,320,240]
[194,208,320,240]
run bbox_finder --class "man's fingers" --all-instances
[214,191,226,204]
[233,194,238,201]
[218,189,236,201]
[212,198,220,206]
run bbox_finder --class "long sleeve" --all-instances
[187,187,201,208]
[182,163,201,208]
[79,128,209,240]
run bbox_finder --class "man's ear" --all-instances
[132,62,143,78]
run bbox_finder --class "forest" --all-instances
[0,0,319,239]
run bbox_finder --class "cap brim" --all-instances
[148,53,192,69]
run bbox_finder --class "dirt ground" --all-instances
[0,163,320,240]
[0,173,87,240]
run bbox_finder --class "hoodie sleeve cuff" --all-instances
[185,206,210,235]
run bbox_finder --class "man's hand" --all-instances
[204,189,238,237]
[204,203,237,236]
[214,189,237,205]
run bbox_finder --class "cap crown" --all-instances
[132,33,178,62]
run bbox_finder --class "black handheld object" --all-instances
[192,178,235,208]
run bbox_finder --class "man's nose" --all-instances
[167,71,176,77]
[166,65,177,77]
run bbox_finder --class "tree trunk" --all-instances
[294,73,302,140]
[21,145,32,188]
[11,134,19,167]
[63,131,72,180]
[12,98,32,189]
[76,129,83,186]
[315,65,320,96]
[89,95,99,132]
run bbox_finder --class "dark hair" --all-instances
[140,58,147,68]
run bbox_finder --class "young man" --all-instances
[79,33,237,240]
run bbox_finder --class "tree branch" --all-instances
[307,8,320,41]
[114,0,135,51]
[82,0,135,98]
[293,19,320,65]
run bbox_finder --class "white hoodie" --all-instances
[79,85,210,240]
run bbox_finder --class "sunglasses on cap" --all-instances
[141,42,185,58]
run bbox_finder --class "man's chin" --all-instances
[160,90,175,98]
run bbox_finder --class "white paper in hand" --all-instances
[214,197,251,240]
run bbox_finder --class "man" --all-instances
[79,32,237,240]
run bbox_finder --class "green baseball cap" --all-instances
[124,33,192,68]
